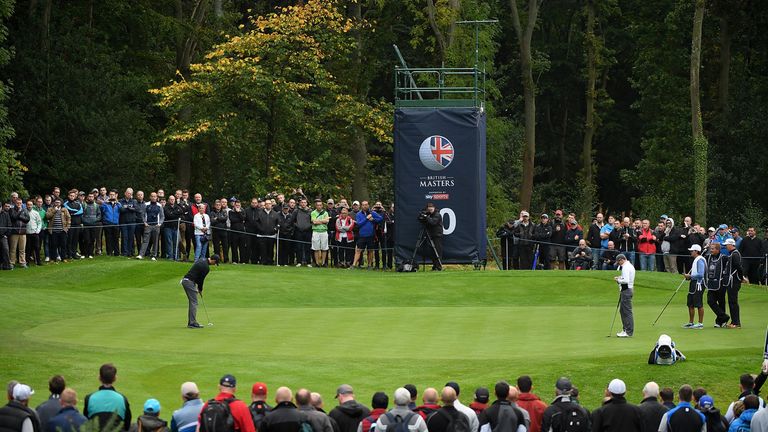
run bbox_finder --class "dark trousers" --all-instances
[25,233,41,265]
[259,237,275,265]
[328,231,337,265]
[383,237,394,269]
[163,227,179,260]
[294,230,311,264]
[337,239,354,266]
[67,225,81,258]
[81,225,99,257]
[212,228,229,263]
[51,231,67,260]
[0,236,9,269]
[430,236,443,270]
[183,221,195,259]
[229,231,247,263]
[181,279,199,325]
[677,255,690,274]
[744,258,762,284]
[519,245,534,270]
[120,224,136,256]
[41,230,51,259]
[104,225,120,256]
[248,229,261,264]
[727,281,741,325]
[277,237,294,265]
[134,224,144,256]
[707,288,730,325]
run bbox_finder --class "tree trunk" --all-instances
[509,0,541,211]
[349,2,369,200]
[174,0,210,189]
[426,0,447,62]
[351,132,370,201]
[582,0,597,186]
[691,0,707,225]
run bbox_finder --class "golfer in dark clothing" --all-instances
[181,254,219,328]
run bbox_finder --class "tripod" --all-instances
[408,227,443,271]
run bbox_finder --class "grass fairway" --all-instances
[2,259,766,414]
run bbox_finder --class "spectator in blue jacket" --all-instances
[170,382,202,432]
[100,189,122,256]
[47,388,87,432]
[351,201,383,270]
[714,224,733,257]
[727,395,759,432]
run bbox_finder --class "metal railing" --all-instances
[394,67,485,109]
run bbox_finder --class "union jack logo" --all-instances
[430,136,454,167]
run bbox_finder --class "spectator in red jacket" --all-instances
[414,388,441,420]
[469,388,489,415]
[199,375,255,432]
[637,219,657,272]
[357,392,388,432]
[515,376,547,432]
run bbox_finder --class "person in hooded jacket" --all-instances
[696,396,727,432]
[129,399,168,432]
[727,395,760,432]
[533,214,553,270]
[329,385,370,432]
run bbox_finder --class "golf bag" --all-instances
[397,260,418,272]
[648,334,685,365]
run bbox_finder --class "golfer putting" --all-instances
[613,254,635,338]
[181,254,220,329]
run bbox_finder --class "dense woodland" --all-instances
[1,0,767,229]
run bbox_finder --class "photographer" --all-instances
[421,202,443,271]
[496,220,515,270]
[514,211,535,270]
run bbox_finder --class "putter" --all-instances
[607,296,621,338]
[652,278,687,326]
[199,293,214,326]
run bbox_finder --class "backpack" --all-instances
[384,412,415,432]
[491,404,516,432]
[362,414,379,432]
[249,401,271,430]
[442,410,471,432]
[553,404,589,432]
[199,398,235,432]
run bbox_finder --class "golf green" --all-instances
[1,259,765,415]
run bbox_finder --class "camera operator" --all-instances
[421,202,443,271]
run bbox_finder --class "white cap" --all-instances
[724,238,736,246]
[352,201,360,206]
[608,379,626,395]
[521,211,530,217]
[13,384,34,401]
[181,382,199,396]
[688,244,702,252]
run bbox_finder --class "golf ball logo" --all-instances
[419,135,454,171]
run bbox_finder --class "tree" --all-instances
[690,0,707,225]
[152,0,391,199]
[0,0,26,199]
[509,0,541,211]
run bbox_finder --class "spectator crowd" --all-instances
[0,187,395,271]
[496,211,768,282]
[4,363,768,432]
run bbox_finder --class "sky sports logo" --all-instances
[425,194,449,200]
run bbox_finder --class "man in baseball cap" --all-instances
[542,378,590,432]
[198,375,254,432]
[328,385,370,432]
[171,382,203,432]
[0,383,40,432]
[591,379,643,432]
[180,253,220,329]
[248,382,271,430]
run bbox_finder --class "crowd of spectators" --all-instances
[0,187,395,271]
[497,211,768,282]
[3,363,768,432]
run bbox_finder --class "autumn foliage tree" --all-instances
[152,0,391,199]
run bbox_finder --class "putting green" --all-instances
[3,259,767,411]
